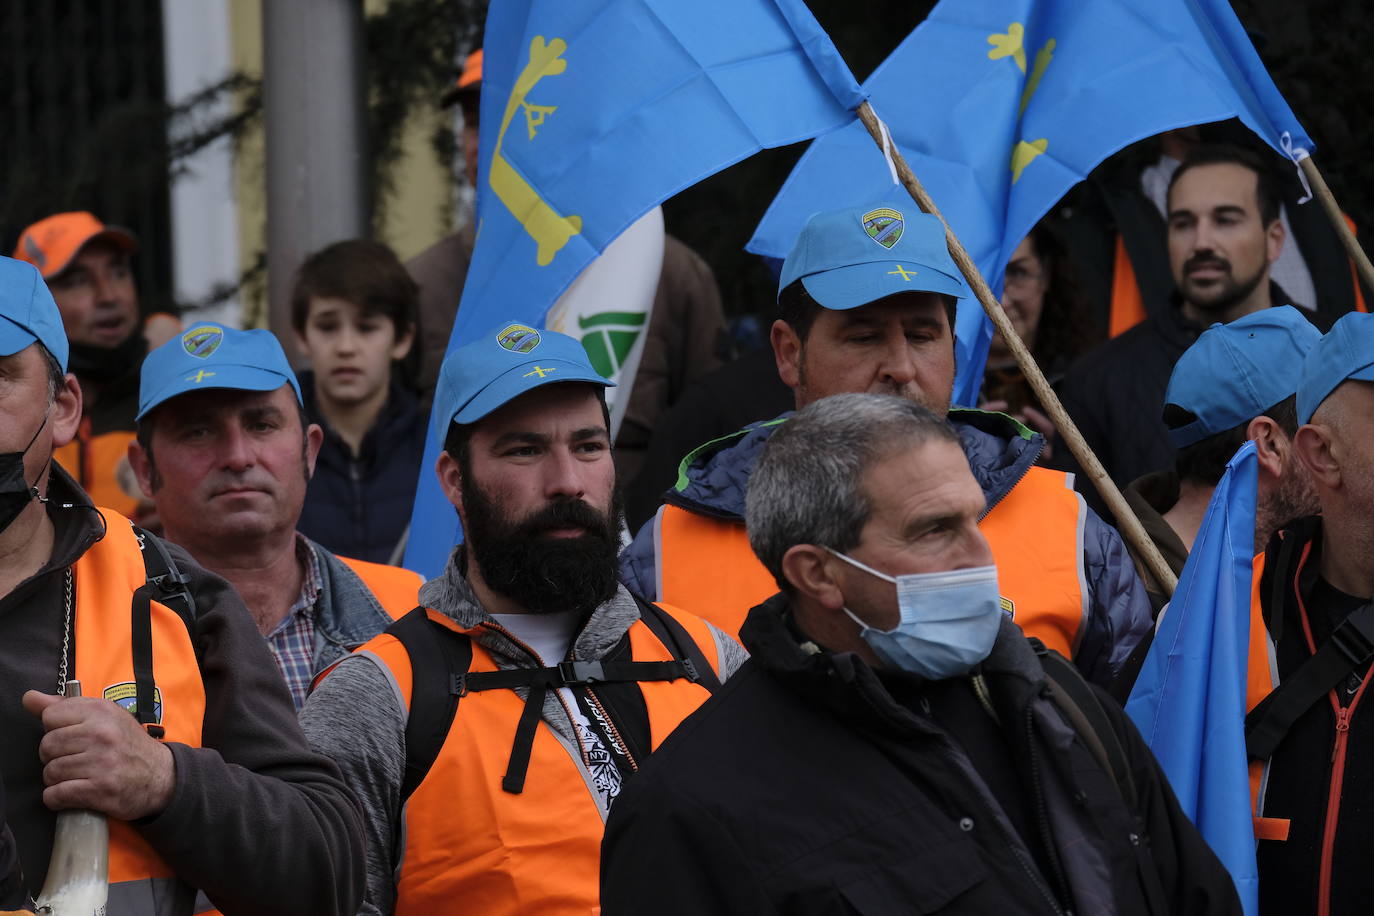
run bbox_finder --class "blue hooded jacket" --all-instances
[619,408,1152,686]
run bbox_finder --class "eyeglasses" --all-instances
[1004,262,1045,292]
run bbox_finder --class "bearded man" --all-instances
[300,325,744,916]
[1053,143,1328,511]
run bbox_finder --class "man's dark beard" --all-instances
[462,476,622,618]
[1181,253,1267,316]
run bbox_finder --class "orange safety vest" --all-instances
[337,555,422,618]
[361,604,721,915]
[655,465,1088,657]
[72,509,206,915]
[1243,552,1289,844]
[54,425,139,518]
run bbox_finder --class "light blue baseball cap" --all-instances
[779,204,968,309]
[434,323,613,429]
[1297,311,1374,424]
[138,323,302,420]
[0,255,69,371]
[1164,306,1320,448]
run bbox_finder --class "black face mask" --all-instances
[0,410,52,535]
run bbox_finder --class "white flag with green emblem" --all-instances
[545,207,665,438]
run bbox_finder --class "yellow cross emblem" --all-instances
[186,370,216,384]
[523,365,556,379]
[888,265,918,281]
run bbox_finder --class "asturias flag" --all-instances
[1127,441,1260,914]
[749,0,1314,408]
[404,0,865,577]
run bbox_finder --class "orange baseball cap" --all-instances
[12,211,138,280]
[440,49,483,108]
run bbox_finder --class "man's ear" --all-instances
[771,319,803,392]
[780,544,845,610]
[50,373,82,449]
[436,451,464,520]
[1293,423,1339,491]
[128,438,155,496]
[304,423,324,477]
[1248,416,1285,482]
[1265,215,1286,265]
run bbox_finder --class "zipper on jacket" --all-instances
[1025,707,1074,916]
[1317,682,1368,916]
[947,736,1065,916]
[582,686,639,772]
[978,438,1043,521]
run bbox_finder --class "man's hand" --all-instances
[21,691,176,821]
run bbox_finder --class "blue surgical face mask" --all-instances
[827,549,1003,680]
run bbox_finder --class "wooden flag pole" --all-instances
[855,102,1179,597]
[1299,158,1374,295]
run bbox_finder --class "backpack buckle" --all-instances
[1331,604,1374,666]
[558,660,605,685]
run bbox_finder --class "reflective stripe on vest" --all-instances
[655,465,1088,657]
[74,510,207,915]
[54,429,139,518]
[362,605,720,916]
[1245,552,1289,842]
[337,555,422,619]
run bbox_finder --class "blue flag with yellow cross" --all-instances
[748,0,1313,409]
[404,0,865,577]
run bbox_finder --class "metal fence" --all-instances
[3,0,174,316]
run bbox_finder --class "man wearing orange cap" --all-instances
[12,212,173,521]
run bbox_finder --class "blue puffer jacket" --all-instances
[619,409,1152,687]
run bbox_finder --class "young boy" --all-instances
[292,239,427,564]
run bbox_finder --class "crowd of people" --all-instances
[0,40,1371,916]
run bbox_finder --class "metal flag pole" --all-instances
[854,101,1180,598]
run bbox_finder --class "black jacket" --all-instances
[1256,517,1374,916]
[600,594,1241,916]
[1053,288,1308,519]
[298,373,428,564]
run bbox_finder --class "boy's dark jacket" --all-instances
[298,372,427,564]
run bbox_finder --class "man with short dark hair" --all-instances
[1054,144,1322,508]
[622,202,1151,686]
[601,392,1241,916]
[301,324,744,915]
[1123,305,1321,606]
[128,324,421,709]
[0,256,364,915]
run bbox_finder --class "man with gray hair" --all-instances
[601,393,1240,916]
[621,202,1151,688]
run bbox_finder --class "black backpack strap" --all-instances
[388,608,473,802]
[128,527,199,739]
[631,594,722,694]
[133,526,197,629]
[465,655,701,794]
[1029,638,1169,916]
[1245,601,1374,761]
[1030,638,1136,807]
